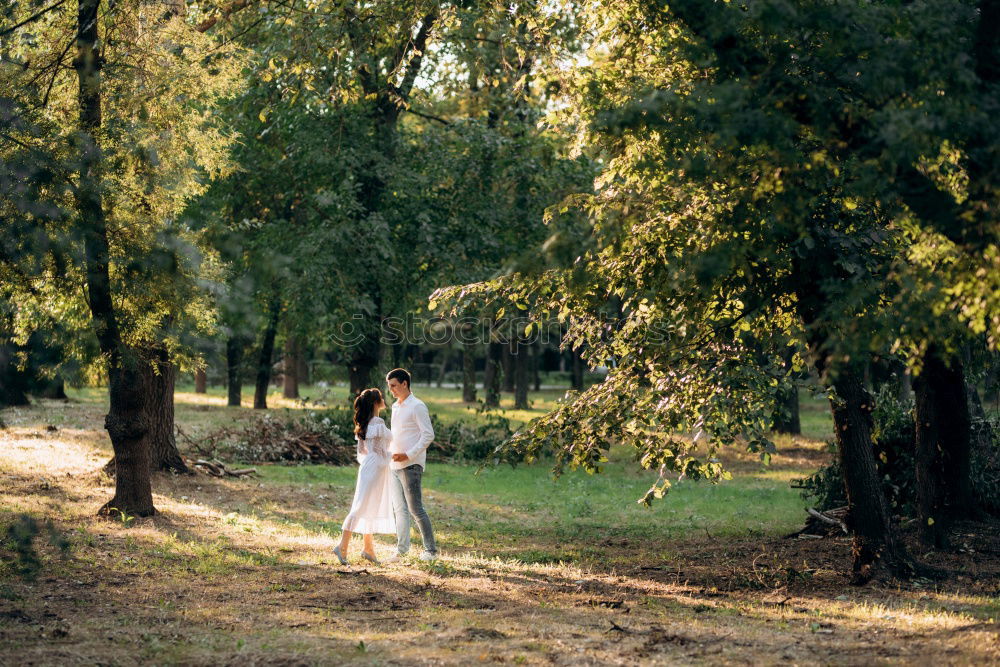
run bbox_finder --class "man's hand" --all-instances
[392,453,409,463]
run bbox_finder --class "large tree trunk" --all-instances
[829,365,913,583]
[913,346,974,547]
[484,341,503,408]
[194,368,207,393]
[75,0,154,517]
[101,356,156,517]
[226,336,243,407]
[0,341,30,407]
[513,339,529,410]
[254,299,280,409]
[283,336,300,399]
[148,349,186,473]
[462,337,477,403]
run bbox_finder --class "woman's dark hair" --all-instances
[385,367,411,388]
[353,388,383,440]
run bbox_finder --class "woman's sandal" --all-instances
[332,545,349,565]
[361,551,381,566]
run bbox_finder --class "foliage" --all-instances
[430,411,516,462]
[434,0,1000,508]
[1,0,244,374]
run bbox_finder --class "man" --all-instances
[386,368,438,561]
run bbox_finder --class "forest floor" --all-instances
[1,387,998,665]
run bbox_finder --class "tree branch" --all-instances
[0,0,68,38]
[397,11,437,101]
[343,2,378,95]
[196,0,256,33]
[404,107,449,125]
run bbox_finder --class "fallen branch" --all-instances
[806,508,850,535]
[194,459,257,478]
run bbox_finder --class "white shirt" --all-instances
[388,393,434,470]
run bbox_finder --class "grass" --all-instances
[1,386,997,665]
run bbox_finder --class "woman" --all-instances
[333,388,395,565]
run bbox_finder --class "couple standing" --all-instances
[333,368,438,564]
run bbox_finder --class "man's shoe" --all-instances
[384,552,406,563]
[419,551,438,562]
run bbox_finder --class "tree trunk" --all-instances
[462,337,477,403]
[0,341,30,407]
[297,345,310,386]
[484,341,503,408]
[514,339,529,410]
[532,343,541,392]
[194,368,207,393]
[348,332,379,397]
[913,346,974,547]
[773,382,801,434]
[829,365,912,583]
[502,341,515,392]
[254,299,280,409]
[147,349,186,473]
[38,377,68,400]
[101,355,156,517]
[75,0,154,517]
[283,336,300,399]
[436,347,451,388]
[570,348,585,391]
[226,336,243,407]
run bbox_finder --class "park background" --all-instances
[3,0,1000,663]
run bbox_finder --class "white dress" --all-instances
[341,417,396,534]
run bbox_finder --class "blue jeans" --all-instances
[391,464,437,555]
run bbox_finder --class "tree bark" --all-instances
[532,343,541,391]
[0,341,30,407]
[502,341,515,392]
[283,336,300,399]
[436,347,451,388]
[348,333,379,397]
[829,365,913,583]
[38,378,68,400]
[148,349,186,473]
[75,0,154,517]
[462,338,477,403]
[226,336,243,407]
[297,344,310,386]
[254,299,280,409]
[514,339,529,410]
[484,341,503,408]
[194,368,207,393]
[913,346,974,546]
